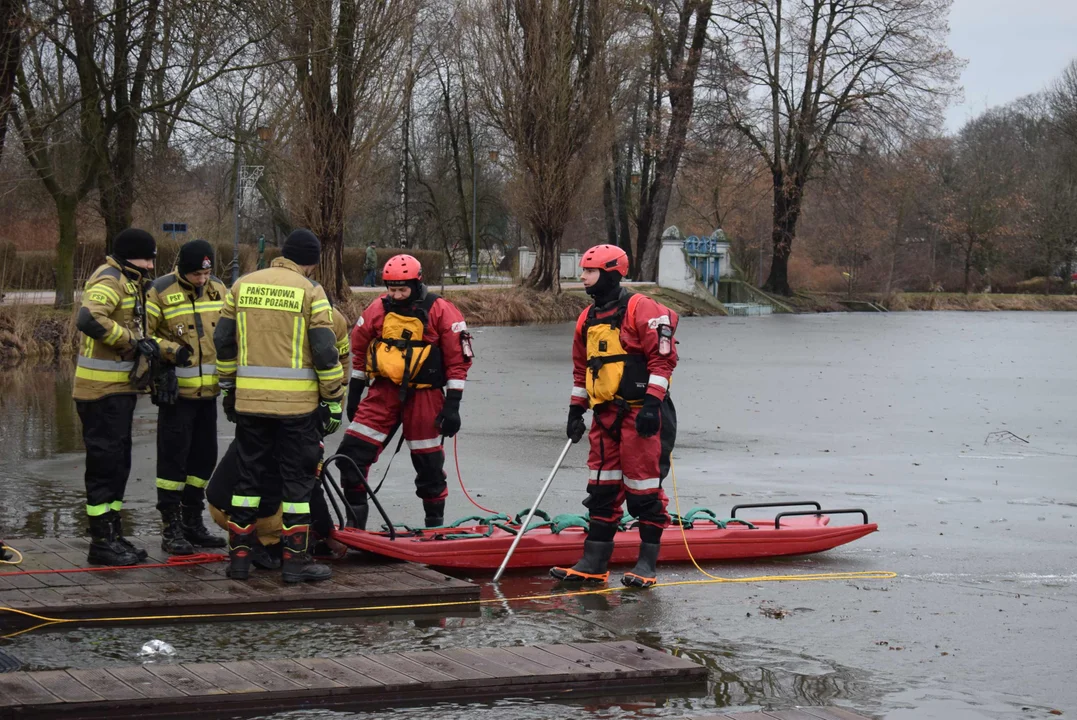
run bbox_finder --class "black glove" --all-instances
[135,337,160,360]
[346,377,366,423]
[635,394,662,438]
[222,387,237,423]
[152,365,178,406]
[567,404,587,443]
[436,390,462,437]
[174,346,192,366]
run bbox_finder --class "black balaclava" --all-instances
[386,279,424,308]
[585,269,622,307]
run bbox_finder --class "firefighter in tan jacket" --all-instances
[145,239,229,555]
[213,229,345,583]
[73,228,160,567]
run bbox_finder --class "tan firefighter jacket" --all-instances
[73,257,150,401]
[146,272,228,399]
[213,257,344,416]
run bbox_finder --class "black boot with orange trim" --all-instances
[550,539,615,583]
[281,524,332,584]
[227,521,257,580]
[622,541,660,588]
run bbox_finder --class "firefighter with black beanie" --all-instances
[73,228,159,566]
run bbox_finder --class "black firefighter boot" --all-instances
[109,511,147,562]
[549,540,616,583]
[181,504,227,548]
[622,542,661,588]
[227,521,258,580]
[422,500,445,528]
[281,525,332,584]
[161,507,196,555]
[343,489,369,530]
[250,541,282,570]
[87,514,141,567]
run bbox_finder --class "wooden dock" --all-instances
[0,640,707,718]
[0,536,477,629]
[694,709,872,720]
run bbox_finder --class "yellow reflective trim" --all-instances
[316,365,344,380]
[217,360,237,373]
[147,302,161,318]
[86,503,110,517]
[87,283,120,305]
[156,478,186,492]
[75,366,131,382]
[232,495,261,508]
[225,292,236,307]
[104,324,124,345]
[238,312,248,366]
[237,283,305,312]
[109,500,123,511]
[186,475,208,489]
[195,301,223,313]
[120,298,135,308]
[235,377,319,392]
[162,306,190,320]
[83,336,94,356]
[176,374,218,388]
[291,315,305,369]
[282,502,310,514]
[311,299,331,314]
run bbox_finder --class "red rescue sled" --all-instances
[331,502,877,571]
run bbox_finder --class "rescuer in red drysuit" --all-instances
[550,244,678,588]
[335,254,473,528]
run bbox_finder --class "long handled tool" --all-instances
[493,439,574,582]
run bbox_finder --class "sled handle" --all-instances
[493,439,574,583]
[774,508,869,529]
[730,501,821,519]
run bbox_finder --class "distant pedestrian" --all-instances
[364,242,378,286]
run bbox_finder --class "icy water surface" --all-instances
[1,312,1075,718]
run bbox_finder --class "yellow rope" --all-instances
[0,544,23,565]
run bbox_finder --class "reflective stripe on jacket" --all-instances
[146,272,228,399]
[213,257,345,416]
[72,257,147,401]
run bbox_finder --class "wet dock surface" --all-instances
[0,640,707,718]
[0,537,477,629]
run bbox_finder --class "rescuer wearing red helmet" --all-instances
[550,243,679,588]
[335,254,474,528]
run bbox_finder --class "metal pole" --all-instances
[470,153,478,284]
[232,155,241,285]
[757,240,763,287]
[492,439,574,583]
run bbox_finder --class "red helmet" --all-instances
[382,254,422,283]
[580,244,629,277]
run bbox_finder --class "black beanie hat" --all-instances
[282,229,321,266]
[112,228,157,261]
[177,239,215,275]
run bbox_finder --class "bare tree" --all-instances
[284,0,414,300]
[710,0,960,295]
[470,0,616,291]
[633,0,713,281]
[0,0,21,160]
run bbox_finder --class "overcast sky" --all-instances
[945,0,1077,131]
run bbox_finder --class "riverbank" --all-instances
[781,290,1077,312]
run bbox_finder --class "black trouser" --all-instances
[334,429,448,508]
[76,394,137,519]
[155,397,218,511]
[231,412,322,530]
[207,438,333,539]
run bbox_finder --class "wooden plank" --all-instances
[224,660,306,693]
[725,713,774,720]
[504,645,624,677]
[253,659,345,690]
[0,588,37,609]
[0,672,61,706]
[65,668,145,701]
[330,654,423,687]
[145,663,228,696]
[535,643,636,674]
[764,710,840,719]
[107,666,187,699]
[398,649,492,681]
[294,657,389,688]
[570,640,699,674]
[799,709,874,720]
[182,661,264,694]
[449,647,568,679]
[27,670,105,703]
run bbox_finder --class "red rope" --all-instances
[0,551,226,577]
[453,436,502,515]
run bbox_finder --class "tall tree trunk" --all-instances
[602,171,618,245]
[764,172,802,296]
[0,0,20,160]
[55,194,79,309]
[525,227,561,293]
[962,235,974,295]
